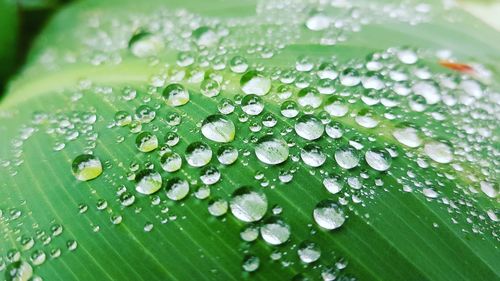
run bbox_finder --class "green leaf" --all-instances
[0,0,18,88]
[1,0,499,280]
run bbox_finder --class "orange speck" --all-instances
[439,60,474,73]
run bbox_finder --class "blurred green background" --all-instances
[0,0,498,95]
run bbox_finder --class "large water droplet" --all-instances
[165,178,189,201]
[392,127,422,148]
[135,169,162,195]
[128,31,163,58]
[242,95,264,115]
[334,147,359,169]
[163,84,190,107]
[365,149,392,171]
[201,115,235,143]
[305,13,330,31]
[5,261,33,281]
[208,197,228,217]
[135,132,158,152]
[242,255,260,272]
[240,71,271,96]
[424,142,453,163]
[160,152,182,172]
[230,187,268,223]
[217,145,239,165]
[185,142,212,167]
[260,217,291,245]
[255,136,289,165]
[295,115,324,140]
[301,144,326,167]
[298,241,321,263]
[72,154,102,181]
[313,200,345,230]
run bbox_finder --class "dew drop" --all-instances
[392,127,422,148]
[260,217,291,245]
[424,142,453,164]
[71,154,102,181]
[295,115,324,140]
[242,95,264,116]
[334,147,359,169]
[365,149,392,171]
[128,31,163,58]
[301,144,326,167]
[208,198,228,217]
[135,169,162,195]
[185,142,212,167]
[160,152,182,172]
[240,71,271,96]
[313,200,345,230]
[255,136,289,165]
[242,255,260,272]
[5,261,32,281]
[165,178,189,201]
[298,241,321,263]
[135,132,158,152]
[201,115,235,143]
[162,83,190,107]
[217,145,239,165]
[230,187,268,223]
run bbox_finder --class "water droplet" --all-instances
[297,87,322,108]
[240,71,271,96]
[192,26,219,47]
[242,255,260,272]
[200,166,221,185]
[365,149,392,171]
[280,101,299,118]
[201,115,235,143]
[424,142,453,163]
[135,132,158,152]
[72,154,102,181]
[255,136,289,165]
[163,84,190,107]
[392,127,422,148]
[323,174,343,194]
[165,178,189,201]
[295,115,324,140]
[301,144,326,167]
[260,217,291,245]
[208,198,228,217]
[128,31,163,58]
[5,261,32,281]
[306,13,330,31]
[217,145,238,165]
[339,68,360,86]
[334,147,359,169]
[397,49,418,64]
[160,152,182,172]
[114,111,132,127]
[185,142,212,167]
[230,56,249,73]
[240,225,259,242]
[298,241,321,263]
[230,187,268,223]
[200,79,221,97]
[313,200,345,230]
[135,105,156,123]
[242,95,264,115]
[135,169,162,195]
